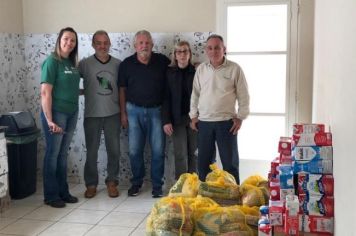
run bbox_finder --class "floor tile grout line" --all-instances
[1,181,162,235]
[128,212,150,236]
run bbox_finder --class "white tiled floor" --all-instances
[0,182,163,236]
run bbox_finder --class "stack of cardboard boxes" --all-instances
[262,124,334,236]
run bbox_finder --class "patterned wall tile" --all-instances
[1,31,211,187]
[0,33,26,113]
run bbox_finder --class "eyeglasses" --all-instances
[175,50,189,55]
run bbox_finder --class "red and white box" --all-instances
[299,194,334,217]
[284,195,299,235]
[293,123,325,134]
[270,157,280,176]
[292,133,332,147]
[269,179,280,201]
[298,173,334,196]
[273,225,285,236]
[299,214,334,235]
[269,202,284,226]
[280,153,293,165]
[278,137,292,155]
[280,188,295,202]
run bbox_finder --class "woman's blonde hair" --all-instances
[169,40,193,67]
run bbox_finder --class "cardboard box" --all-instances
[285,214,299,235]
[280,188,295,202]
[279,165,294,189]
[292,133,332,147]
[299,214,333,235]
[269,181,280,201]
[293,146,333,162]
[280,153,293,165]
[293,160,333,174]
[293,124,325,134]
[284,195,300,235]
[299,194,334,217]
[273,225,285,236]
[298,173,334,196]
[269,202,284,226]
[271,158,280,176]
[279,137,292,155]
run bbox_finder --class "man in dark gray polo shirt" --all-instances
[119,30,170,198]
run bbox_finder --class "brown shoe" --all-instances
[107,182,119,198]
[84,186,97,198]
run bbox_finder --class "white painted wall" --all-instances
[314,1,356,235]
[0,0,23,33]
[296,0,314,123]
[22,0,215,33]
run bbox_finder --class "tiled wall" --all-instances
[0,33,26,113]
[0,32,210,186]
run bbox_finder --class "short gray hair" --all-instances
[206,34,224,44]
[134,30,153,44]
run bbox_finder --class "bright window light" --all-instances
[227,4,288,52]
[224,2,290,160]
[238,115,285,160]
[228,54,286,113]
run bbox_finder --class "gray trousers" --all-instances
[84,114,121,187]
[172,116,198,180]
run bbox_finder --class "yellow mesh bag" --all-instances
[236,205,260,226]
[205,163,237,187]
[241,175,268,189]
[169,173,200,198]
[146,196,217,236]
[198,164,240,201]
[240,184,269,207]
[198,182,240,200]
[146,197,194,236]
[193,205,254,236]
[189,195,219,210]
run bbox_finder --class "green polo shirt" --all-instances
[41,54,80,113]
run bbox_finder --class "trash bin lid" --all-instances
[0,111,38,136]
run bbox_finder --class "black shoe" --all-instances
[128,185,140,196]
[152,188,163,198]
[62,195,78,203]
[45,200,66,208]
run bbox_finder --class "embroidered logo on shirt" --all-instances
[64,66,73,74]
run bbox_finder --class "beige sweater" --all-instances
[189,58,250,121]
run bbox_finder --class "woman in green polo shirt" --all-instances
[40,27,80,208]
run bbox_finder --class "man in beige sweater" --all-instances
[189,34,250,184]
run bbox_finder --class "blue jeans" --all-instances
[126,102,165,189]
[41,110,78,202]
[197,120,240,184]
